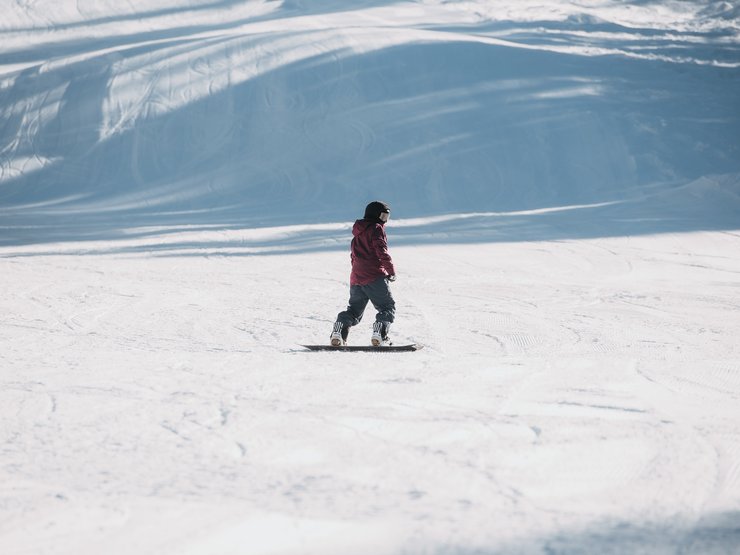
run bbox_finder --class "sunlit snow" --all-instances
[1,1,739,554]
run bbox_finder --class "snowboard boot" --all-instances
[371,321,392,346]
[330,321,349,346]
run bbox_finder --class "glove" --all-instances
[387,275,396,282]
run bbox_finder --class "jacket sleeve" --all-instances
[371,225,395,276]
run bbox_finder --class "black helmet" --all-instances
[364,201,390,222]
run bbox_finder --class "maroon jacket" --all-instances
[350,219,396,286]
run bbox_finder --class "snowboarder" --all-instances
[330,201,396,346]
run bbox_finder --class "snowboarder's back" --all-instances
[350,218,395,286]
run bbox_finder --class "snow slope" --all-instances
[1,0,739,242]
[3,232,740,555]
[1,1,740,554]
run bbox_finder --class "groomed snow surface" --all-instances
[2,1,740,554]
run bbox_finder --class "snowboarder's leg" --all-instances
[366,277,395,345]
[365,277,396,324]
[337,285,371,326]
[332,286,370,344]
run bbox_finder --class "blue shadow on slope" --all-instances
[1,10,739,251]
[444,510,740,555]
[3,186,739,257]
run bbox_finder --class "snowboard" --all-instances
[302,344,423,352]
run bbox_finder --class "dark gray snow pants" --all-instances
[337,277,395,327]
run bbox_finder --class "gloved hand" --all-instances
[387,275,396,282]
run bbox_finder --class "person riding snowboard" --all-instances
[331,201,396,346]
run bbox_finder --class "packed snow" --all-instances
[1,1,739,554]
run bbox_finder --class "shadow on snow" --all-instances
[437,509,740,555]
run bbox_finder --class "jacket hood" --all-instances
[352,219,376,237]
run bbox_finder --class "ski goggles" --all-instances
[379,211,390,222]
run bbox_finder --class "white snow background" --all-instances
[1,1,740,553]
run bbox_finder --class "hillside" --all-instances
[1,0,739,246]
